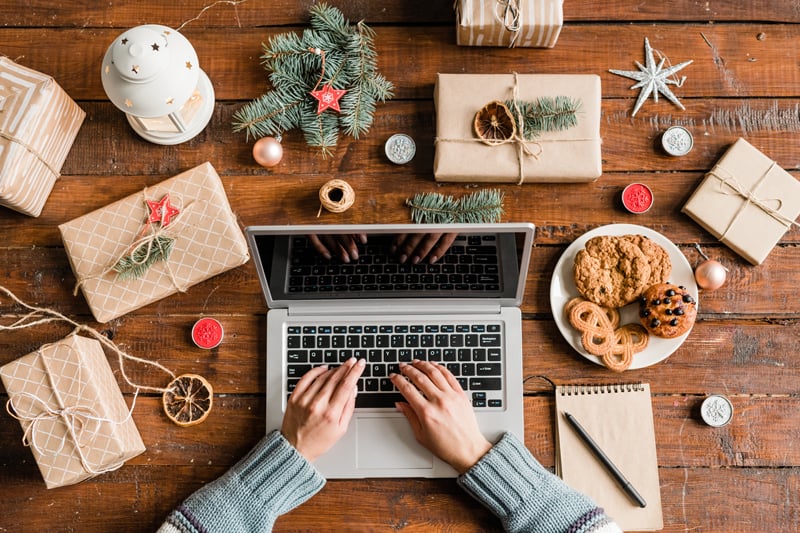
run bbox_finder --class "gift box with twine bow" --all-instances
[682,138,800,265]
[455,0,564,48]
[0,335,145,489]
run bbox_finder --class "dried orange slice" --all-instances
[474,100,516,145]
[162,374,213,427]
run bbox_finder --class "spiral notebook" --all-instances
[555,382,663,531]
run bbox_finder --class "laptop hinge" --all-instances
[285,301,503,316]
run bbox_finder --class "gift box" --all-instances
[434,73,602,183]
[0,57,85,217]
[682,138,800,265]
[0,335,145,489]
[455,0,563,48]
[59,162,250,323]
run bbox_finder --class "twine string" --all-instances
[317,179,355,216]
[0,130,61,178]
[0,285,175,394]
[494,0,521,47]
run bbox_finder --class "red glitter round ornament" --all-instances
[622,183,654,214]
[192,317,224,349]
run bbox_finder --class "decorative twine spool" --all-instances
[317,179,355,216]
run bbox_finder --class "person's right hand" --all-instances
[391,233,457,265]
[390,360,492,474]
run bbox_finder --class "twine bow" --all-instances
[705,162,800,241]
[495,0,521,47]
[5,344,138,476]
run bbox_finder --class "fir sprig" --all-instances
[113,235,175,281]
[406,189,505,224]
[232,3,393,156]
[505,96,581,140]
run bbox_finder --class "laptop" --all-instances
[246,222,535,478]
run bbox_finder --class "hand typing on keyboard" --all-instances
[390,232,457,264]
[391,360,493,474]
[281,357,366,462]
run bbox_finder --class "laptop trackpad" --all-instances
[356,417,434,469]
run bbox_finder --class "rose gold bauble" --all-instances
[252,136,283,167]
[695,259,727,290]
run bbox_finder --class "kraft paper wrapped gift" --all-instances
[0,57,85,217]
[0,335,146,489]
[434,73,602,183]
[455,0,563,48]
[59,162,250,323]
[682,138,800,265]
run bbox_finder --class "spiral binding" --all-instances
[558,382,644,396]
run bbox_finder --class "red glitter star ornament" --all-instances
[310,83,347,114]
[146,194,181,226]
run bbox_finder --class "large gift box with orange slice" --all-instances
[0,57,85,217]
[455,0,564,48]
[682,138,800,265]
[59,162,250,323]
[0,335,145,489]
[433,73,602,183]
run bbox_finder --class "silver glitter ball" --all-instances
[661,126,693,156]
[700,394,734,427]
[385,133,416,164]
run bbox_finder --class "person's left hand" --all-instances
[281,357,366,462]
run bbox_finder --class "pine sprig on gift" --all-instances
[231,3,394,156]
[113,235,175,281]
[505,96,581,140]
[405,189,505,224]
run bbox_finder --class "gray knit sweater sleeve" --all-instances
[457,432,619,533]
[158,430,325,533]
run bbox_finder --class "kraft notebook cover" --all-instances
[555,382,663,531]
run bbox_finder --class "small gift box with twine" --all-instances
[59,162,250,323]
[434,73,601,184]
[682,138,800,265]
[455,0,563,48]
[0,57,85,217]
[0,335,146,489]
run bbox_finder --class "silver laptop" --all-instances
[246,223,535,478]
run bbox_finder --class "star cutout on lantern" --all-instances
[609,37,693,117]
[310,83,347,114]
[131,64,140,74]
[185,61,193,70]
[121,38,128,45]
[151,43,160,51]
[146,194,181,226]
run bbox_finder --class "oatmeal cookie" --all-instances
[638,283,697,338]
[624,234,672,287]
[573,235,652,307]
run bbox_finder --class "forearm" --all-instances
[458,433,620,533]
[158,430,325,533]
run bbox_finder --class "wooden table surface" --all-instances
[2,2,799,531]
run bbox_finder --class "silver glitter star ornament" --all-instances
[609,37,693,117]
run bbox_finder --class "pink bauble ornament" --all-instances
[253,137,283,167]
[695,259,727,290]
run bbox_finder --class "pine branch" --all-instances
[405,189,505,224]
[113,235,175,281]
[505,96,582,140]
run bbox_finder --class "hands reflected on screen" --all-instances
[308,233,368,263]
[391,232,458,265]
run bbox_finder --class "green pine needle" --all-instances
[405,189,505,224]
[231,3,393,155]
[505,96,581,140]
[113,235,175,281]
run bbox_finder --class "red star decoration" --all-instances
[146,194,181,226]
[309,83,347,114]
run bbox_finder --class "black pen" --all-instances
[563,411,647,508]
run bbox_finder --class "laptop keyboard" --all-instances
[285,322,505,409]
[287,234,502,293]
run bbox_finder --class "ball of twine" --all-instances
[317,179,355,216]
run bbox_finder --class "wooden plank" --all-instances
[2,0,798,27]
[1,25,799,100]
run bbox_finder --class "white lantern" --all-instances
[101,25,214,145]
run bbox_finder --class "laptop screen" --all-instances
[247,224,535,307]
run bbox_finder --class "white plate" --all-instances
[550,224,699,370]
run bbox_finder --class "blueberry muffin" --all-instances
[638,283,697,338]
